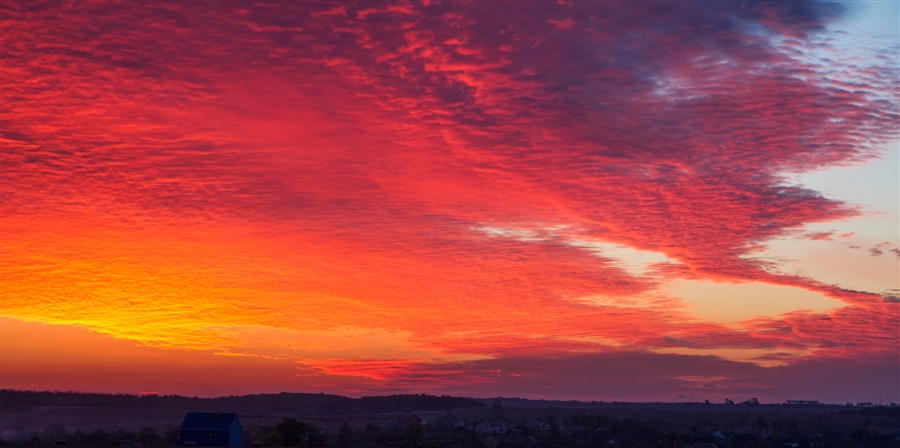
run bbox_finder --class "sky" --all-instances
[1,1,898,404]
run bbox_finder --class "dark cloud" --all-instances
[298,351,898,403]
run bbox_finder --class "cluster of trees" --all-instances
[4,390,896,448]
[18,425,179,446]
[8,409,899,448]
[300,420,483,448]
[250,411,899,448]
[257,418,329,447]
[485,411,900,448]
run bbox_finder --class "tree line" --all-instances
[0,390,484,415]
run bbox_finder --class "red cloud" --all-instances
[547,17,576,30]
[1,1,896,399]
[803,231,834,241]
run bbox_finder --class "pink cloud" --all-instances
[803,231,834,241]
[547,17,576,30]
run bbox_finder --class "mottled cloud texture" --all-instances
[1,1,897,402]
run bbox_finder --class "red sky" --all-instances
[1,1,898,403]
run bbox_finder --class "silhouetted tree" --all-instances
[276,418,309,446]
[138,427,164,446]
[307,425,329,447]
[337,422,353,448]
[403,422,424,443]
[259,431,283,447]
[545,416,560,439]
[44,423,67,440]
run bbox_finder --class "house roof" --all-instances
[181,413,240,432]
[396,414,426,425]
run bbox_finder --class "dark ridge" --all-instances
[0,390,485,415]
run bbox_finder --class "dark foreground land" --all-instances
[1,391,898,448]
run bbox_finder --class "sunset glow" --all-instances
[1,1,898,403]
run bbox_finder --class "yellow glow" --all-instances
[653,347,811,367]
[666,280,845,324]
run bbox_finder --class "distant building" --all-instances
[476,421,510,435]
[396,414,427,427]
[785,400,818,405]
[180,412,242,447]
[1,430,25,442]
[434,415,465,429]
[888,429,900,442]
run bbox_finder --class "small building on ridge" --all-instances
[180,412,242,447]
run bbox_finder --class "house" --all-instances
[1,430,25,442]
[434,415,465,429]
[888,429,900,442]
[475,421,510,435]
[180,413,242,447]
[396,414,427,427]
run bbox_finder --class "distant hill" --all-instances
[0,390,485,416]
[2,390,863,417]
[476,396,857,413]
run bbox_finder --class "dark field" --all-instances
[1,391,897,448]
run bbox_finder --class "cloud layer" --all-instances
[1,1,897,401]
